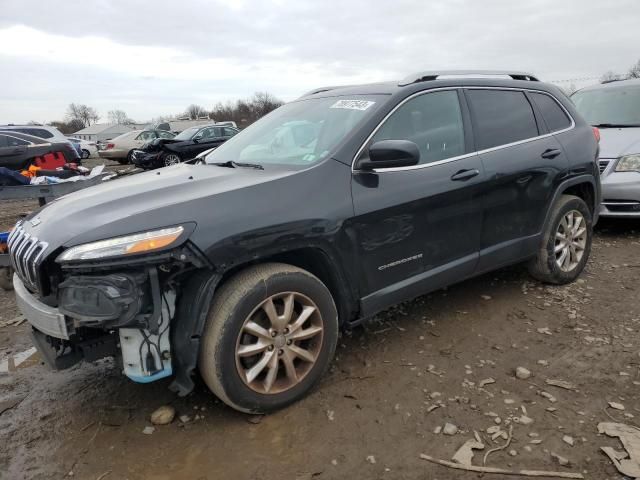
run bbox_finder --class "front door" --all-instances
[350,89,485,316]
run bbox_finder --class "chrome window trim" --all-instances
[351,86,575,174]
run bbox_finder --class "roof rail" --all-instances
[299,85,348,98]
[399,70,539,86]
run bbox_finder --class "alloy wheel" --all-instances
[235,292,324,394]
[164,154,181,166]
[554,210,587,272]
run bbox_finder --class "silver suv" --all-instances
[572,79,640,217]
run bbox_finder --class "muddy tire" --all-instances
[0,267,13,291]
[199,263,338,413]
[528,194,592,284]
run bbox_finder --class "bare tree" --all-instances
[184,104,208,120]
[108,109,133,124]
[209,92,284,128]
[600,71,620,83]
[628,59,640,79]
[66,103,100,127]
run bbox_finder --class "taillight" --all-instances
[592,127,600,142]
[106,143,115,149]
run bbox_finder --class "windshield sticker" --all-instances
[330,99,376,111]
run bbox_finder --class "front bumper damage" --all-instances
[131,149,161,169]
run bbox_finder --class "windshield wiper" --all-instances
[593,123,640,128]
[209,160,264,170]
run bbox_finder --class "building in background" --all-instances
[71,123,135,142]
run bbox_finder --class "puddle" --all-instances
[0,346,38,373]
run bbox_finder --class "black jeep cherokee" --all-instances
[10,71,600,413]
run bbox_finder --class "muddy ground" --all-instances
[1,165,639,479]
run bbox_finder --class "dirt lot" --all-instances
[1,170,639,479]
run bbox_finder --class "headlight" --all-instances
[57,226,185,262]
[615,154,640,172]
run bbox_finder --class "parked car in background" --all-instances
[10,71,600,413]
[132,124,238,169]
[0,124,82,163]
[68,137,98,159]
[0,131,80,171]
[98,130,176,164]
[572,78,640,217]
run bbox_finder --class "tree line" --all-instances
[47,92,284,134]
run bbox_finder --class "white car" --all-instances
[98,130,176,164]
[68,137,98,159]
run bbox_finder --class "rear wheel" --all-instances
[528,194,592,284]
[81,149,90,159]
[199,263,339,413]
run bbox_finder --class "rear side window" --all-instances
[371,90,466,165]
[466,90,539,150]
[16,128,54,139]
[529,92,571,132]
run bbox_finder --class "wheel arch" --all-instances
[218,246,357,327]
[542,175,599,233]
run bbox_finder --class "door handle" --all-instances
[450,169,480,181]
[541,148,562,159]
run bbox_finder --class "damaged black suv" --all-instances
[10,71,600,413]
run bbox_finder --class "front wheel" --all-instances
[528,194,592,284]
[163,153,182,167]
[199,263,339,413]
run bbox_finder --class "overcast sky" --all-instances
[1,0,638,124]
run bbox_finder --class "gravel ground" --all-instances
[0,175,639,479]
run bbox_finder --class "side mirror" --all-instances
[192,137,200,143]
[357,140,420,171]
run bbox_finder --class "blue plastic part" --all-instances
[125,366,173,384]
[0,232,9,244]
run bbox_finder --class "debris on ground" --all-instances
[597,422,640,478]
[443,423,458,435]
[562,435,574,446]
[419,453,584,478]
[545,379,576,391]
[551,452,570,466]
[608,402,625,411]
[479,378,495,387]
[516,367,531,379]
[142,426,155,435]
[150,405,175,425]
[451,436,484,465]
[366,455,376,464]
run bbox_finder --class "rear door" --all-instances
[350,89,485,315]
[464,88,570,271]
[0,134,32,170]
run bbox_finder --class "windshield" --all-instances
[204,95,382,167]
[174,126,200,141]
[572,84,640,126]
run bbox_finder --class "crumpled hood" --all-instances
[22,163,290,253]
[598,127,640,158]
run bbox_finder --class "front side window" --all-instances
[223,127,237,137]
[369,90,465,164]
[467,89,539,150]
[6,136,30,146]
[530,92,571,132]
[205,95,382,167]
[571,85,640,126]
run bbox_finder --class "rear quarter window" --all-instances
[529,92,572,132]
[17,128,54,139]
[466,89,539,150]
